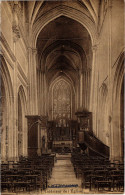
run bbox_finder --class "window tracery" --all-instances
[53,80,71,121]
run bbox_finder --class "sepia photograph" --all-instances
[0,0,124,194]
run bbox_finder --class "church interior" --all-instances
[0,0,124,194]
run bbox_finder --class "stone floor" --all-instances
[45,154,83,194]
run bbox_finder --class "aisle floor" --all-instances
[45,156,83,194]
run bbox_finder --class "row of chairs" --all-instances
[1,154,55,193]
[71,153,124,192]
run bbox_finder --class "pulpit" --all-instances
[75,110,93,152]
[75,110,109,158]
[75,110,92,132]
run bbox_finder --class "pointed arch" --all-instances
[32,5,96,48]
[111,51,124,161]
[0,55,14,104]
[113,52,124,102]
[98,83,108,144]
[18,85,27,115]
[0,55,14,161]
[48,76,75,120]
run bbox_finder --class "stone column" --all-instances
[12,3,21,160]
[39,71,42,115]
[23,118,28,157]
[85,71,87,108]
[88,70,91,110]
[41,72,44,115]
[77,84,79,110]
[86,70,91,109]
[90,45,98,134]
[27,47,39,157]
[76,84,79,110]
[28,48,38,115]
[85,71,87,109]
[95,72,99,137]
[37,70,40,115]
[44,73,47,115]
[40,71,46,115]
[107,2,114,160]
[79,71,83,108]
[13,46,19,161]
[82,71,85,108]
[8,97,14,160]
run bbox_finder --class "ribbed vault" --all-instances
[27,0,100,26]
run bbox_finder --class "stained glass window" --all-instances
[53,80,71,120]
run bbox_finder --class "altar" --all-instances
[52,140,72,153]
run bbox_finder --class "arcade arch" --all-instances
[0,56,14,160]
[112,52,124,161]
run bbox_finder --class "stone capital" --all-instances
[78,69,83,77]
[92,44,98,52]
[32,48,37,55]
[28,47,37,55]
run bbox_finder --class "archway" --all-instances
[32,5,96,48]
[112,52,124,161]
[0,55,14,161]
[28,2,95,122]
[98,83,109,145]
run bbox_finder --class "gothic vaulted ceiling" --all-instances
[36,16,92,85]
[27,0,100,25]
[26,0,102,87]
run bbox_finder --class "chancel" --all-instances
[1,0,124,194]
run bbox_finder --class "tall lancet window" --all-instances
[53,80,71,120]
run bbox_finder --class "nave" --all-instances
[1,1,124,194]
[1,152,124,194]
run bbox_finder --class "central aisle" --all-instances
[45,154,83,194]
